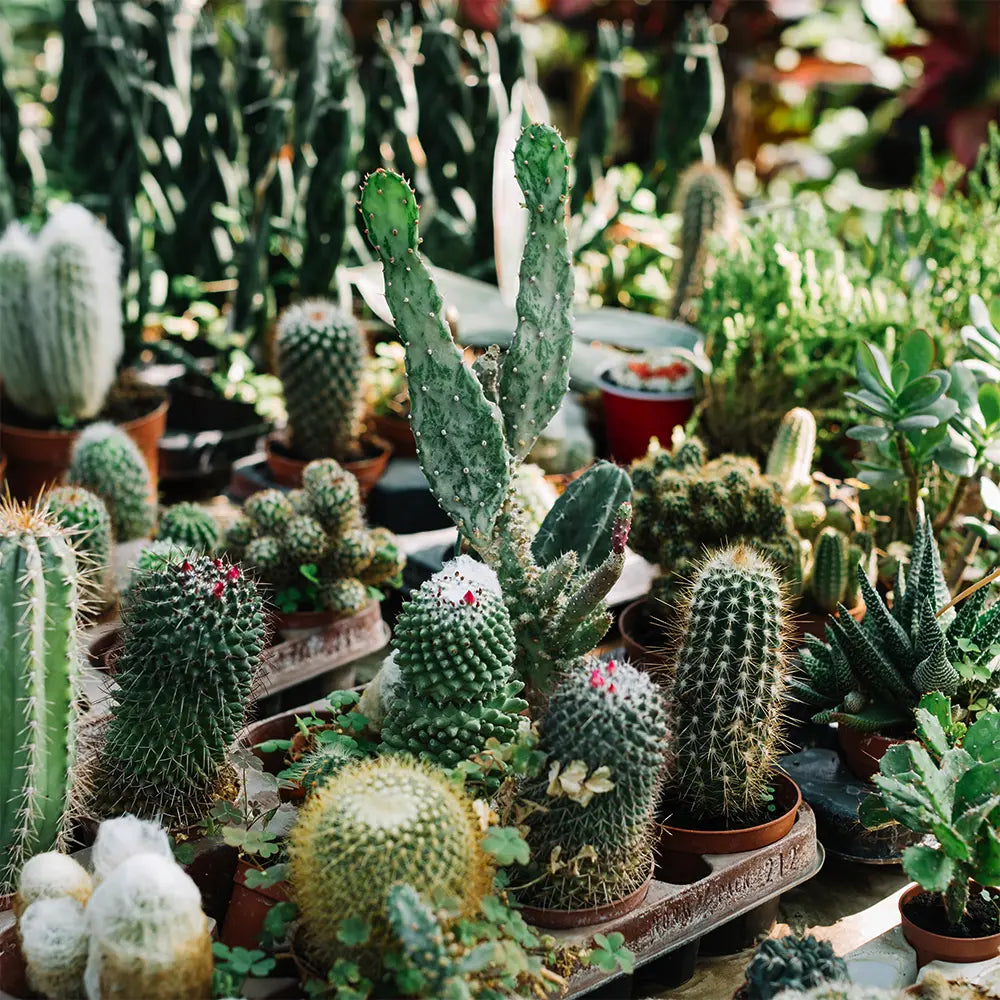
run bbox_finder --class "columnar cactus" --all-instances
[46,485,112,602]
[766,408,817,493]
[276,299,365,461]
[809,527,850,614]
[380,557,527,773]
[157,502,221,553]
[745,936,849,1000]
[667,546,791,824]
[100,555,266,825]
[517,657,668,909]
[68,423,155,542]
[288,757,492,967]
[0,499,82,894]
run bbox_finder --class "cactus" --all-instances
[670,163,739,320]
[668,546,791,824]
[767,408,817,493]
[773,987,900,1000]
[46,485,112,602]
[380,557,527,774]
[386,885,456,997]
[288,757,492,967]
[122,540,190,600]
[157,503,221,553]
[68,423,155,542]
[15,853,92,918]
[287,741,362,797]
[100,555,266,825]
[809,528,850,614]
[243,489,295,535]
[745,936,849,1000]
[0,498,82,894]
[360,527,406,586]
[84,853,212,1000]
[510,463,558,537]
[19,897,89,1000]
[517,657,668,909]
[90,815,173,886]
[276,299,365,462]
[323,577,369,617]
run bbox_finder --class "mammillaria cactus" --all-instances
[99,555,266,825]
[767,408,817,493]
[380,557,527,773]
[157,502,220,553]
[68,422,155,541]
[0,203,123,423]
[276,298,365,461]
[288,756,492,968]
[0,498,82,894]
[516,657,668,909]
[46,485,112,602]
[19,897,89,1000]
[745,936,849,1000]
[667,546,791,824]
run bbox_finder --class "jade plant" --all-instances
[667,545,791,825]
[360,124,632,693]
[0,498,82,895]
[859,693,1000,928]
[744,936,848,1000]
[45,484,113,603]
[157,502,221,553]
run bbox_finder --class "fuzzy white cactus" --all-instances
[19,897,89,1000]
[15,852,93,918]
[90,815,173,885]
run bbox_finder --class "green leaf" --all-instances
[845,390,894,418]
[897,414,941,432]
[255,738,292,754]
[891,359,911,392]
[897,373,946,411]
[847,424,890,442]
[858,791,895,830]
[857,342,893,394]
[902,844,955,893]
[901,329,933,379]
[981,477,1000,517]
[964,712,1000,764]
[337,916,371,947]
[482,827,531,866]
[244,863,289,890]
[980,383,1000,428]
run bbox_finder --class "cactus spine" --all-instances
[46,485,112,603]
[0,498,81,894]
[276,299,365,461]
[767,408,817,492]
[668,546,791,824]
[157,503,220,553]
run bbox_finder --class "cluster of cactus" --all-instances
[631,435,802,608]
[0,499,82,895]
[379,557,527,776]
[276,299,366,462]
[360,125,632,693]
[516,657,668,909]
[288,756,492,969]
[667,546,791,824]
[744,936,849,1000]
[99,555,266,826]
[792,512,1000,733]
[45,485,113,605]
[226,460,404,617]
[68,422,155,542]
[0,203,123,424]
[157,502,220,553]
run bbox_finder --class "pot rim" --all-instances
[898,882,1000,947]
[265,431,392,467]
[596,370,697,402]
[0,396,168,441]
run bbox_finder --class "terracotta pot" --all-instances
[791,600,866,645]
[517,861,654,929]
[265,433,392,497]
[0,925,27,999]
[660,772,802,856]
[618,599,668,668]
[373,412,416,457]
[0,396,168,501]
[837,726,907,783]
[899,883,1000,968]
[219,858,290,950]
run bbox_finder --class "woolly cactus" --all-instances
[773,989,899,1000]
[668,546,791,824]
[157,502,220,553]
[15,853,92,918]
[90,816,172,886]
[767,408,817,493]
[276,298,365,461]
[0,499,81,894]
[46,485,112,602]
[100,556,266,825]
[288,757,492,967]
[745,936,848,1000]
[19,897,89,1000]
[380,557,527,772]
[517,657,668,909]
[68,422,155,542]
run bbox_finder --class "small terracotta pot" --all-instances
[517,862,654,929]
[0,396,168,501]
[899,883,1000,968]
[219,858,291,950]
[618,599,668,668]
[837,726,907,783]
[791,600,866,645]
[373,412,416,457]
[660,773,802,856]
[265,433,392,497]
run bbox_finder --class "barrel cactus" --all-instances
[0,498,82,894]
[667,545,791,824]
[157,502,220,553]
[276,298,365,462]
[46,485,112,603]
[745,936,849,1000]
[68,422,155,542]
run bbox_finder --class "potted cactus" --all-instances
[733,935,849,1000]
[0,205,167,500]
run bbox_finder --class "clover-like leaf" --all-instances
[337,916,372,947]
[482,826,530,867]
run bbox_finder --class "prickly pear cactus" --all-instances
[745,936,848,1000]
[157,503,220,554]
[767,408,817,493]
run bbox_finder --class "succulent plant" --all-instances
[276,298,365,462]
[15,853,92,919]
[243,489,295,536]
[288,756,492,968]
[286,741,362,797]
[510,463,558,536]
[745,936,849,1000]
[667,545,791,824]
[773,987,900,1000]
[100,555,266,825]
[0,499,82,894]
[90,815,173,886]
[157,502,221,553]
[517,657,668,909]
[19,897,89,1000]
[45,485,112,602]
[122,539,191,599]
[68,422,155,542]
[767,408,817,494]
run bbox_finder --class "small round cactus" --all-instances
[157,502,220,553]
[244,489,294,535]
[303,459,361,533]
[326,527,376,579]
[284,514,328,564]
[122,539,190,601]
[766,408,817,493]
[19,897,89,1000]
[91,816,173,886]
[361,527,406,586]
[46,485,112,602]
[323,577,368,617]
[15,853,93,918]
[746,936,849,1000]
[224,516,255,557]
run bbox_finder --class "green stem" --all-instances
[895,433,920,530]
[934,474,973,535]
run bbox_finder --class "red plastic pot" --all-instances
[899,883,1000,968]
[597,372,695,464]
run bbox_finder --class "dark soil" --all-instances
[0,378,165,431]
[903,889,1000,938]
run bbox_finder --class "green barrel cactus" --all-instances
[100,555,266,825]
[157,502,220,553]
[517,657,668,909]
[122,540,190,601]
[0,499,82,894]
[276,298,365,461]
[288,757,492,967]
[45,485,112,603]
[322,577,368,617]
[766,408,817,493]
[745,936,848,1000]
[68,423,155,542]
[243,489,295,536]
[668,545,791,824]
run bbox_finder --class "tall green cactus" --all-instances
[809,527,849,614]
[0,499,82,894]
[668,546,791,824]
[767,408,817,493]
